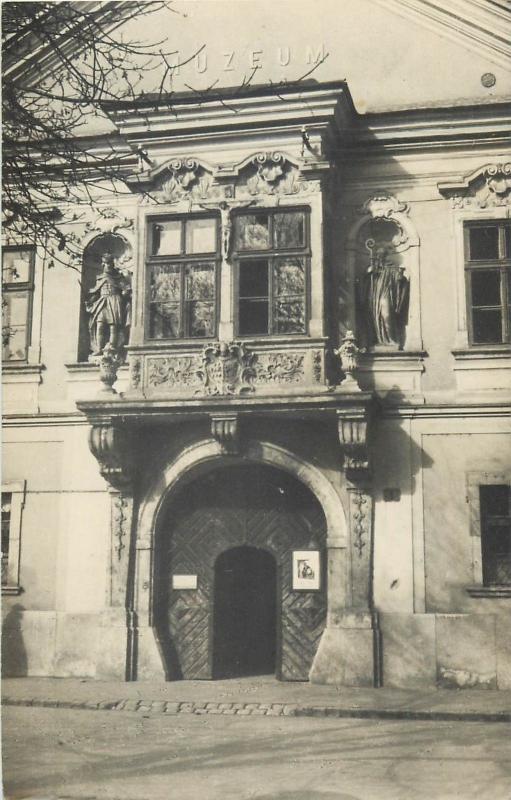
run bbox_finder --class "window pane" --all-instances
[188,301,215,337]
[505,225,511,258]
[239,259,269,298]
[481,485,510,517]
[185,218,216,254]
[152,221,182,255]
[471,269,501,307]
[2,250,31,283]
[2,324,28,361]
[149,303,180,338]
[3,292,29,325]
[2,293,29,360]
[469,226,499,260]
[472,308,503,343]
[185,263,215,300]
[274,257,305,296]
[274,299,306,334]
[239,299,269,335]
[274,212,305,248]
[234,214,270,251]
[1,493,10,586]
[150,265,181,303]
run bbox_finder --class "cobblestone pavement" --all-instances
[4,694,511,722]
[3,705,511,800]
[3,676,511,722]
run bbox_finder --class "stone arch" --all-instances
[133,438,348,680]
[138,438,347,559]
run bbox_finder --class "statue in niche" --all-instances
[85,251,131,357]
[360,239,409,348]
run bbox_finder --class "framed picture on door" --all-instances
[292,550,320,591]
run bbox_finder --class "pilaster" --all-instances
[88,422,138,680]
[310,400,380,687]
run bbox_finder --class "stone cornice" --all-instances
[103,82,356,144]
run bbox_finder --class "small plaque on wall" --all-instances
[292,551,320,591]
[172,574,198,590]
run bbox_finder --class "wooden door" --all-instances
[155,465,327,680]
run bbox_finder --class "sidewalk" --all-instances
[3,676,511,722]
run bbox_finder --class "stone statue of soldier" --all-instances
[85,252,131,357]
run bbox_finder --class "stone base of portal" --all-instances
[309,610,380,687]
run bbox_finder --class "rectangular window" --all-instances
[147,216,219,340]
[1,493,11,586]
[464,221,511,345]
[234,209,309,336]
[480,484,511,585]
[2,247,35,361]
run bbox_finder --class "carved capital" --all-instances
[88,424,134,490]
[211,413,239,454]
[336,408,370,473]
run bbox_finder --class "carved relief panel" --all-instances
[138,341,324,397]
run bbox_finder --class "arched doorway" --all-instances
[213,546,277,678]
[154,463,327,681]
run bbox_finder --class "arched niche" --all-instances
[345,195,422,352]
[78,232,133,362]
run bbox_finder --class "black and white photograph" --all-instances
[2,1,511,798]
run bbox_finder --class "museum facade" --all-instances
[3,79,511,688]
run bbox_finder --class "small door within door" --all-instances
[213,546,277,678]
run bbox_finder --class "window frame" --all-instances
[2,246,35,362]
[232,207,311,338]
[466,471,511,598]
[145,213,221,342]
[1,480,26,596]
[463,220,511,346]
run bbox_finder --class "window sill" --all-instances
[466,585,511,598]
[2,362,44,374]
[453,347,511,361]
[1,584,23,596]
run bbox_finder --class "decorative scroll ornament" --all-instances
[112,495,130,561]
[210,413,239,454]
[158,158,213,202]
[85,208,134,236]
[438,163,511,208]
[88,425,134,490]
[336,408,370,472]
[197,342,256,396]
[253,352,305,384]
[359,194,407,221]
[351,491,369,558]
[246,152,300,196]
[130,357,142,389]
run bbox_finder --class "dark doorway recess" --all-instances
[213,546,277,679]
